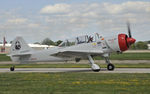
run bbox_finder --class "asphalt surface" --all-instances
[0,68,150,73]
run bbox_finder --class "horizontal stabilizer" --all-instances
[8,52,32,57]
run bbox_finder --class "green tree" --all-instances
[41,38,55,45]
[10,41,12,44]
[55,40,62,46]
[34,42,40,44]
[135,41,148,50]
[130,44,136,50]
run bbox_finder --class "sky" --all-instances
[0,0,150,43]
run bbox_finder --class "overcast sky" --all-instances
[0,0,150,43]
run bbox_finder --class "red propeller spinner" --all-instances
[127,37,136,45]
[118,22,136,51]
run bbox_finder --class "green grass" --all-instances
[1,53,150,61]
[1,63,150,68]
[94,53,150,60]
[0,73,150,94]
[0,54,11,61]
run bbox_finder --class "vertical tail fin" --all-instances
[10,37,33,54]
[9,37,33,62]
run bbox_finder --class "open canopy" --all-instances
[59,33,101,47]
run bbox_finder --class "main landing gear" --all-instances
[10,66,15,71]
[104,57,115,71]
[88,55,100,72]
[88,55,115,72]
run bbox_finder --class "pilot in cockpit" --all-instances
[88,36,93,43]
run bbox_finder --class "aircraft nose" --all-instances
[127,38,136,45]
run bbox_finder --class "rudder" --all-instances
[10,37,33,54]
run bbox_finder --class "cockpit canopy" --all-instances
[59,33,101,47]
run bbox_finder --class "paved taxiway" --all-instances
[0,68,150,73]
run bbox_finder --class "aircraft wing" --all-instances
[52,50,103,58]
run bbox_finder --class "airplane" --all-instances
[8,23,136,72]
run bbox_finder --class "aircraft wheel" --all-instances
[92,64,100,72]
[10,66,15,71]
[107,63,115,71]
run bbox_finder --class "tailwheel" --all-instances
[10,66,15,71]
[107,63,115,71]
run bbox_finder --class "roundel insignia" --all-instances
[15,41,21,50]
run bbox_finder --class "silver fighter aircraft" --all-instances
[8,23,136,72]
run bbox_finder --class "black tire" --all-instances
[10,67,15,71]
[107,64,115,71]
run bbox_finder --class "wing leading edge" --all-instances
[52,50,103,58]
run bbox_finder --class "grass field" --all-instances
[0,53,150,61]
[0,54,11,61]
[0,73,150,94]
[0,53,150,94]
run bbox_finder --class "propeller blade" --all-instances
[127,22,132,38]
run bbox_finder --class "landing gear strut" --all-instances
[104,57,115,71]
[88,55,100,72]
[10,66,15,71]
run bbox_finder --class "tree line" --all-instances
[34,38,62,46]
[130,41,148,50]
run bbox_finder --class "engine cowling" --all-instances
[118,34,136,51]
